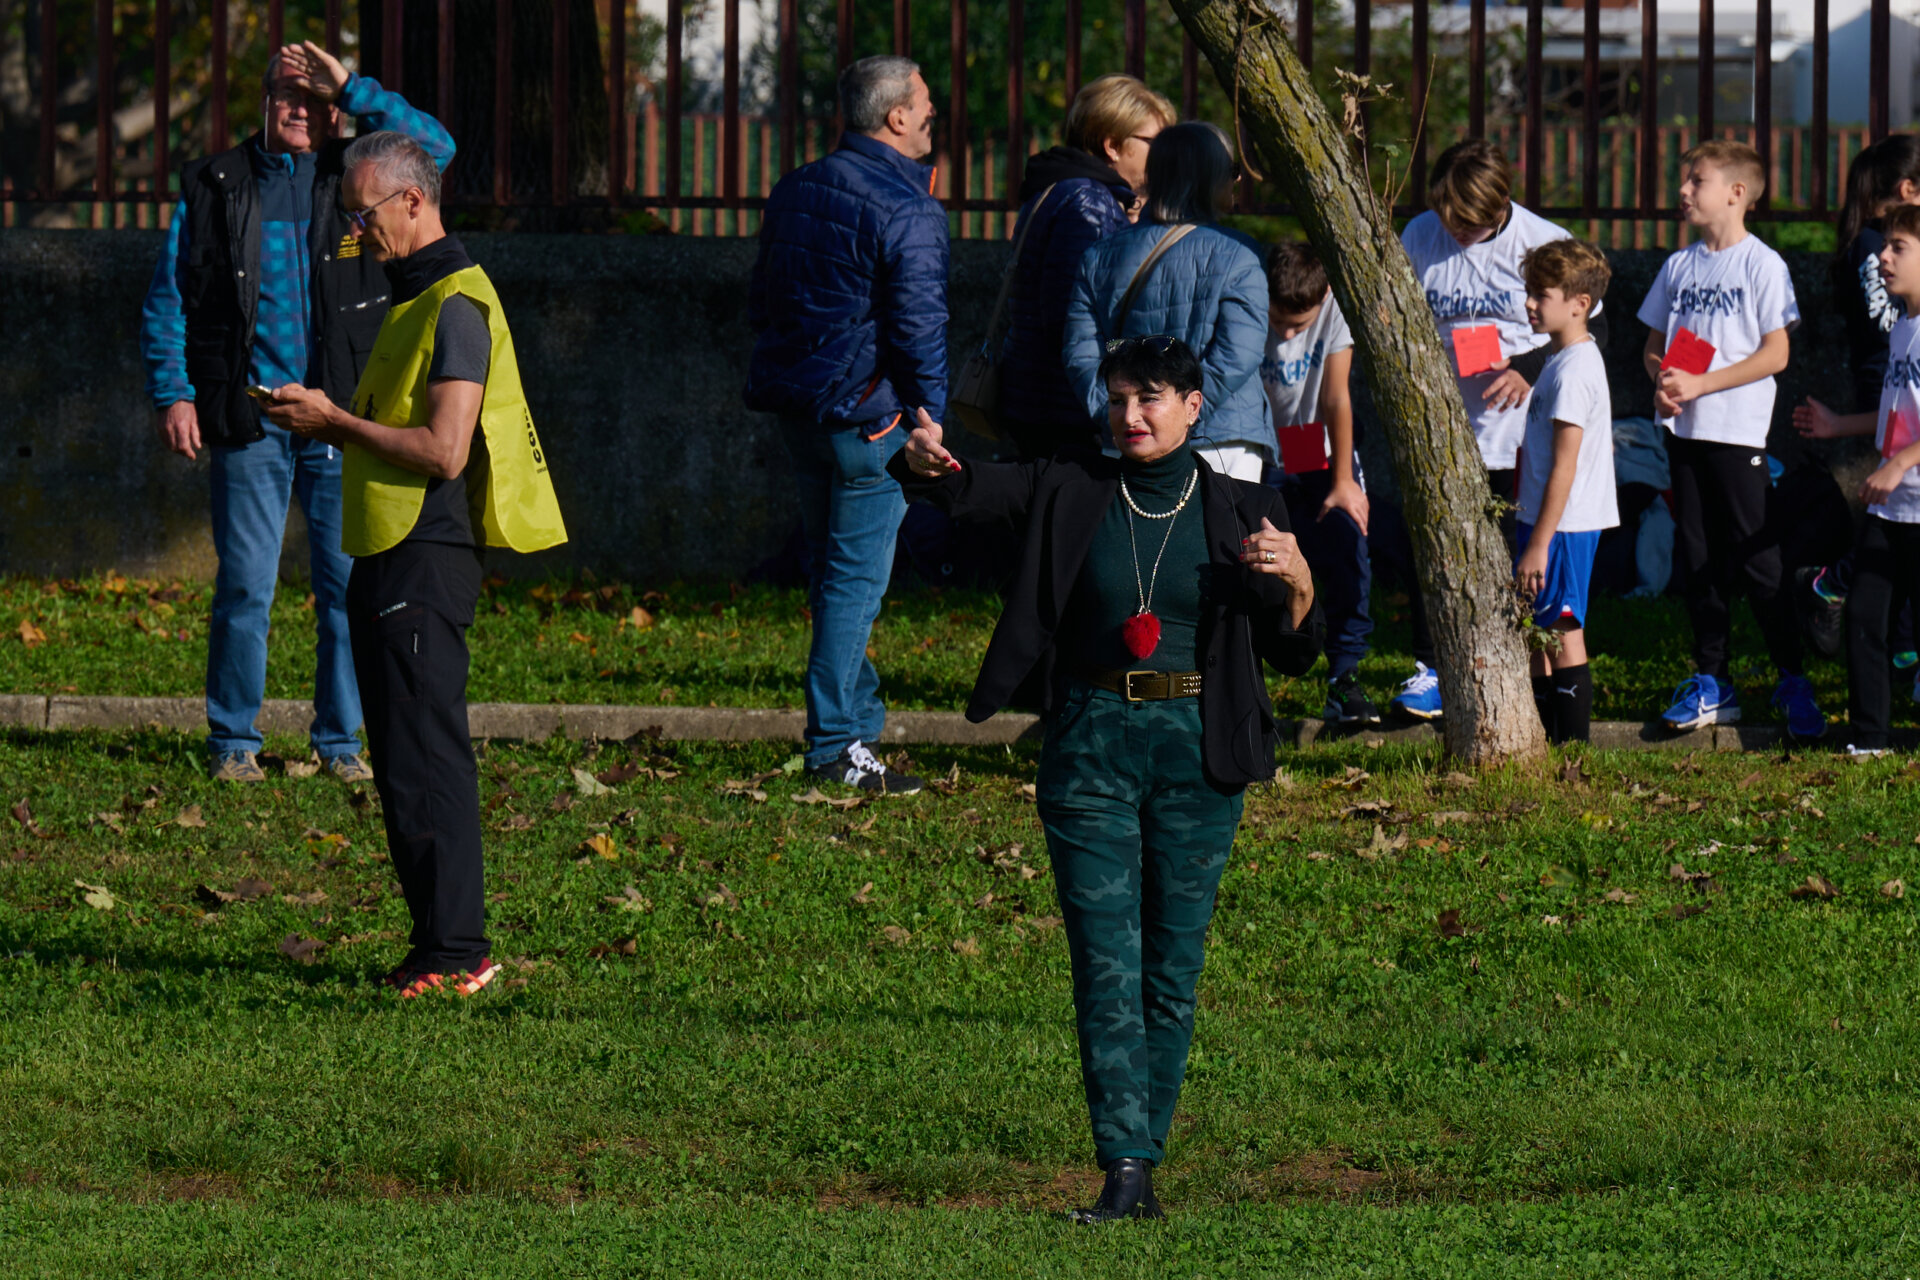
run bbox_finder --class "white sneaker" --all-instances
[808,741,926,795]
[1846,744,1891,759]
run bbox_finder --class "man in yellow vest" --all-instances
[264,131,566,998]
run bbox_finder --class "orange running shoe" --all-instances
[395,958,499,999]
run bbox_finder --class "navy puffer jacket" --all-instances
[997,147,1133,434]
[745,133,950,432]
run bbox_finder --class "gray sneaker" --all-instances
[323,753,375,784]
[209,750,266,783]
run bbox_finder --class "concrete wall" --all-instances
[0,230,1873,581]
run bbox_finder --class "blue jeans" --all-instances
[207,426,361,760]
[780,420,907,769]
[1274,470,1373,682]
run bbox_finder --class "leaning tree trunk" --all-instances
[1169,0,1546,767]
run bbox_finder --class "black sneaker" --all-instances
[1796,565,1844,661]
[808,741,925,796]
[1324,674,1383,726]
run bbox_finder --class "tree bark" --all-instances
[1168,0,1546,766]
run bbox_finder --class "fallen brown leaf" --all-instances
[579,834,618,861]
[1881,878,1906,899]
[1436,908,1468,938]
[17,618,46,647]
[277,934,324,964]
[880,924,912,946]
[74,880,115,910]
[169,804,207,829]
[1322,766,1371,792]
[792,787,863,810]
[850,881,876,906]
[1602,888,1638,904]
[281,890,328,907]
[950,936,980,956]
[1790,875,1841,900]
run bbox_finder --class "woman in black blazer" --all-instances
[890,337,1323,1223]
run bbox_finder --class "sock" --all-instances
[1532,674,1559,741]
[1551,664,1594,744]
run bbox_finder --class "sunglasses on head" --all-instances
[1104,334,1179,355]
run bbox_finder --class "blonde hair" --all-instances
[1522,238,1611,304]
[1063,74,1177,158]
[1682,139,1767,203]
[1429,139,1513,234]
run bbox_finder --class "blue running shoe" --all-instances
[1661,673,1739,731]
[1772,674,1827,740]
[1390,662,1443,721]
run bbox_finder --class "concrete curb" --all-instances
[0,694,1857,752]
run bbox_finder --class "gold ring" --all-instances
[1264,550,1275,563]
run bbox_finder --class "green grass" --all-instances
[1,727,1918,1271]
[0,572,1870,727]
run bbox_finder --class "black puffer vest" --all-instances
[177,134,393,447]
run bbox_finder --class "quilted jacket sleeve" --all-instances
[878,197,951,421]
[1196,237,1270,422]
[1062,249,1109,422]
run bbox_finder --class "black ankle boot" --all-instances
[1070,1157,1165,1223]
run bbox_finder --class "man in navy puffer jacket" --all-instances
[746,55,948,796]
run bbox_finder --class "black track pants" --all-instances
[346,540,488,971]
[1667,435,1802,679]
[1846,515,1920,749]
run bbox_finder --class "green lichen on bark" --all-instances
[1169,0,1546,765]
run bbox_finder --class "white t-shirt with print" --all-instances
[1261,293,1355,474]
[1518,339,1619,534]
[1635,234,1800,448]
[1401,202,1570,469]
[1871,315,1920,523]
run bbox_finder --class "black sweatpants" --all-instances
[1667,435,1802,679]
[345,539,488,971]
[1401,467,1517,669]
[1847,515,1920,748]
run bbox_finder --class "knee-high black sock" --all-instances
[1532,674,1559,741]
[1551,663,1594,744]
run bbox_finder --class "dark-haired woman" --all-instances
[890,337,1323,1222]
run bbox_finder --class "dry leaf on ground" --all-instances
[880,924,912,946]
[951,936,980,956]
[850,882,876,906]
[74,880,115,910]
[572,768,613,797]
[1791,875,1841,900]
[1881,878,1906,899]
[579,834,618,861]
[278,934,324,964]
[792,788,863,810]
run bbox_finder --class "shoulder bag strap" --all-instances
[979,183,1060,351]
[1112,222,1198,335]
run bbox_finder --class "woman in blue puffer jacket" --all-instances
[1064,122,1272,481]
[999,75,1176,460]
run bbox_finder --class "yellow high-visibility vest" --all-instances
[341,265,568,557]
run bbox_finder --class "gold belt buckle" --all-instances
[1123,670,1155,702]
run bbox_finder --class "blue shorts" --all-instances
[1516,523,1601,628]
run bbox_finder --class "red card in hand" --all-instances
[1277,422,1331,474]
[1660,327,1717,376]
[1453,325,1502,377]
[1884,408,1918,459]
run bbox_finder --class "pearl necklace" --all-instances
[1118,466,1199,662]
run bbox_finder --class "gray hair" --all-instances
[1144,121,1236,225]
[344,130,442,207]
[839,56,921,135]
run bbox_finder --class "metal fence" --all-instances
[0,0,1900,237]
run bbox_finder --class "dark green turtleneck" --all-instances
[1062,442,1209,673]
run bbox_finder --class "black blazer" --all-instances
[889,448,1325,788]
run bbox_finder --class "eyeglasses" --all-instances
[346,189,406,233]
[1104,334,1179,355]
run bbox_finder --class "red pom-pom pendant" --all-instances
[1120,610,1161,661]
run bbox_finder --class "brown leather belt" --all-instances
[1080,667,1204,701]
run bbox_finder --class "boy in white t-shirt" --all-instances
[1260,241,1377,725]
[1790,203,1920,754]
[1515,239,1619,744]
[1637,139,1823,739]
[1390,140,1599,722]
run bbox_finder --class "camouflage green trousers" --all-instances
[1036,683,1243,1167]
